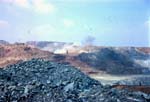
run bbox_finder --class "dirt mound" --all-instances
[0,43,99,75]
[77,48,150,75]
[137,47,150,54]
[113,85,150,94]
[0,44,52,67]
[0,59,149,102]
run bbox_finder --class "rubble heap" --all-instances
[0,59,149,102]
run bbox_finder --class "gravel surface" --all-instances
[0,59,149,102]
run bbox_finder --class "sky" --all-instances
[0,0,149,47]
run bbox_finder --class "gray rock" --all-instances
[64,82,74,92]
[0,59,149,102]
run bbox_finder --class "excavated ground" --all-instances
[0,59,150,102]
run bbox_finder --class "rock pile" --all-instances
[77,48,150,75]
[0,59,149,102]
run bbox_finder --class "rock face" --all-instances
[0,59,149,102]
[77,48,150,75]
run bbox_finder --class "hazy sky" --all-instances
[0,0,149,46]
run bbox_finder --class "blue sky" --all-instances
[0,0,149,47]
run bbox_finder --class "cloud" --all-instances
[32,0,56,14]
[24,24,57,40]
[63,19,75,27]
[145,19,150,29]
[14,0,30,8]
[145,18,150,46]
[0,20,10,28]
[1,0,30,8]
[32,24,56,35]
[1,0,56,14]
[47,0,140,3]
[148,20,150,26]
[148,19,150,47]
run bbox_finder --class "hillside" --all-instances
[0,43,52,67]
[0,42,150,75]
[0,41,150,83]
[76,47,150,75]
[0,41,150,101]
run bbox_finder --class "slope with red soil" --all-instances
[0,44,52,67]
